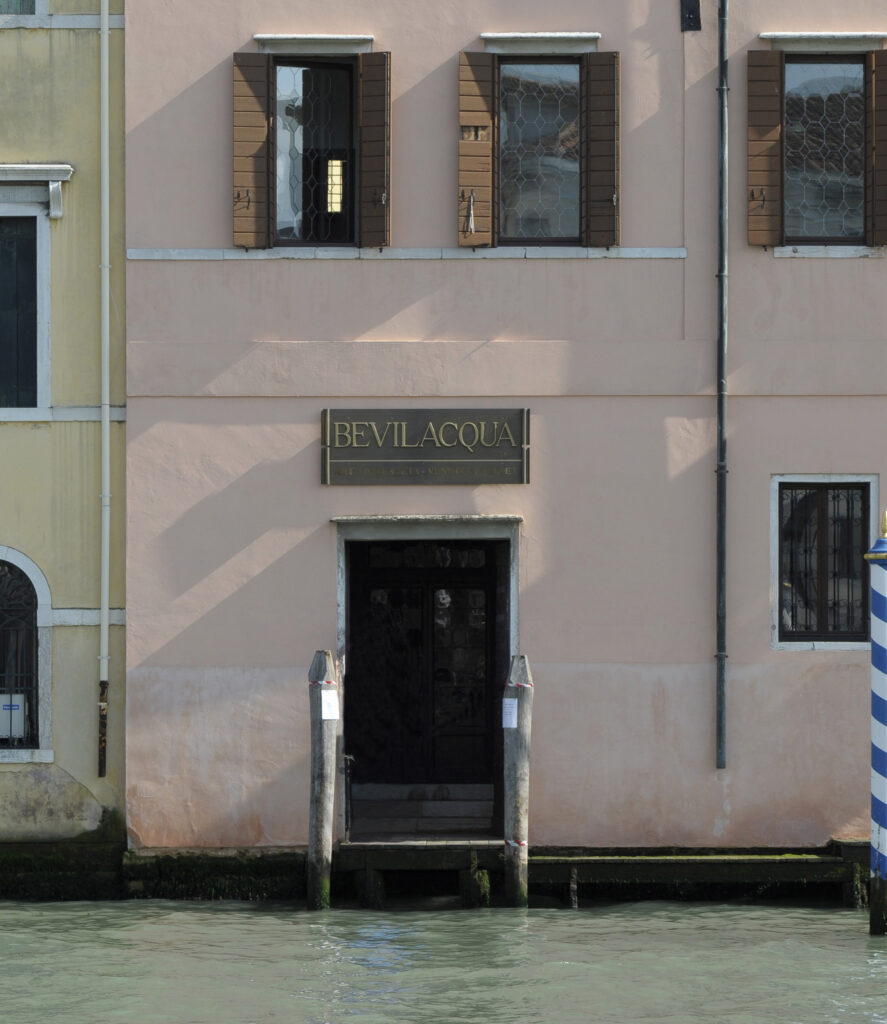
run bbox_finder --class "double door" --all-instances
[344,540,502,785]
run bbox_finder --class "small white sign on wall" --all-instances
[502,697,518,729]
[321,689,340,721]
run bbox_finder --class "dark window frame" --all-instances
[273,57,357,247]
[497,55,583,247]
[782,54,866,246]
[778,481,870,642]
[0,216,38,408]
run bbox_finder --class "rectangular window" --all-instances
[0,2,36,13]
[458,51,620,248]
[778,482,869,641]
[0,217,37,407]
[275,62,354,244]
[233,51,390,250]
[499,60,581,243]
[783,58,864,243]
[747,50,887,246]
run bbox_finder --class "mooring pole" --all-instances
[307,649,339,910]
[503,654,533,907]
[864,513,887,934]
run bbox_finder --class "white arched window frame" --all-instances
[0,546,52,762]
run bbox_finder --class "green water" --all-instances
[1,901,885,1023]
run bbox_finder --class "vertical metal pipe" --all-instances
[98,0,111,778]
[715,0,729,770]
[864,512,887,935]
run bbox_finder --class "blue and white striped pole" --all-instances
[864,511,887,934]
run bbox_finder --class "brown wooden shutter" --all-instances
[867,51,887,246]
[747,50,783,246]
[458,52,495,247]
[233,53,271,249]
[581,52,620,247]
[358,52,391,248]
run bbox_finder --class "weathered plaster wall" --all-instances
[1,20,126,840]
[124,0,883,849]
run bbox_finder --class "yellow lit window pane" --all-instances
[327,159,344,214]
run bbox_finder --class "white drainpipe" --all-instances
[98,0,111,776]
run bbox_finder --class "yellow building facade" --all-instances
[0,1,125,841]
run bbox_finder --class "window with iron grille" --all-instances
[233,51,390,249]
[0,217,37,407]
[0,560,38,749]
[779,482,869,641]
[747,50,887,246]
[275,62,354,244]
[458,50,620,248]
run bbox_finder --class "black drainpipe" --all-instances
[715,0,729,769]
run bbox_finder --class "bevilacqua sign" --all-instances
[321,409,530,485]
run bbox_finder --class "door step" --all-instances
[350,783,494,837]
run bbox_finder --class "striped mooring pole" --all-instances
[864,511,887,934]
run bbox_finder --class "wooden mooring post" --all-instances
[503,654,534,907]
[865,515,887,935]
[307,650,339,910]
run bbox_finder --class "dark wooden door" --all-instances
[345,541,502,785]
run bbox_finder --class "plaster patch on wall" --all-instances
[713,773,732,838]
[0,765,103,840]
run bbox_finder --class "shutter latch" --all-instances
[234,189,251,211]
[374,189,388,208]
[468,188,476,234]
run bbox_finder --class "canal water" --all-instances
[2,900,885,1023]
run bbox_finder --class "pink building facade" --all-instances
[124,1,886,852]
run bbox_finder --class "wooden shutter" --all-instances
[747,50,783,246]
[867,51,887,246]
[581,51,620,247]
[358,52,391,248]
[233,53,271,249]
[458,52,495,247]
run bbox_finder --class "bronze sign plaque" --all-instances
[321,409,530,485]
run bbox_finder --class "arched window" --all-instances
[0,560,38,748]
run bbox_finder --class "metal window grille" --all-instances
[784,57,865,243]
[499,60,581,242]
[779,483,869,640]
[0,562,38,748]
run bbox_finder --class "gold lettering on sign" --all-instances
[334,422,352,447]
[370,421,393,447]
[458,422,479,451]
[351,422,369,447]
[420,422,441,447]
[439,422,458,447]
[498,422,517,447]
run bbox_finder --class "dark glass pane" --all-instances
[780,487,820,634]
[276,64,353,243]
[784,62,864,240]
[500,62,580,240]
[826,486,867,633]
[0,2,36,13]
[0,218,37,407]
[0,561,38,748]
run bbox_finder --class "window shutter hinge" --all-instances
[374,190,387,208]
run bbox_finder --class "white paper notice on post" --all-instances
[321,689,340,721]
[502,697,518,729]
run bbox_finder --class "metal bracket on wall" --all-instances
[681,0,702,32]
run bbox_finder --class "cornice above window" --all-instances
[0,164,73,218]
[759,32,887,53]
[253,34,373,55]
[480,32,600,55]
